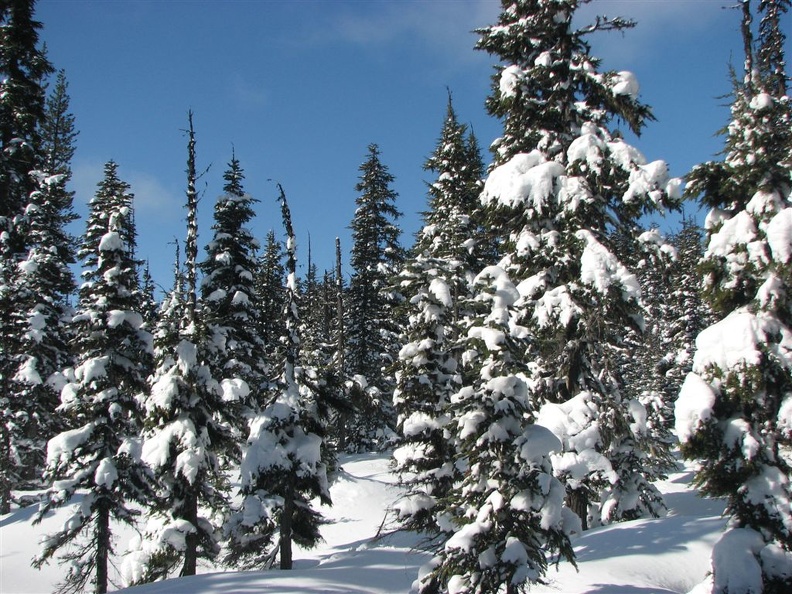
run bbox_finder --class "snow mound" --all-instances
[2,453,726,594]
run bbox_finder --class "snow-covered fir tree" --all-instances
[6,68,78,493]
[659,218,711,408]
[610,226,678,482]
[675,1,792,591]
[198,152,264,420]
[346,143,404,451]
[124,114,237,583]
[471,0,680,531]
[417,265,577,594]
[33,161,153,594]
[225,185,331,571]
[392,94,488,537]
[0,0,57,513]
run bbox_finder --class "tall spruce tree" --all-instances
[660,218,712,407]
[675,1,792,591]
[225,185,331,570]
[346,143,404,451]
[392,95,488,537]
[198,152,263,422]
[6,70,78,493]
[472,0,679,530]
[0,0,55,514]
[32,161,153,594]
[124,113,236,584]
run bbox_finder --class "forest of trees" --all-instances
[1,0,791,593]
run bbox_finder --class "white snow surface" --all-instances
[2,452,729,594]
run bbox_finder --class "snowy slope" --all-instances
[1,453,725,594]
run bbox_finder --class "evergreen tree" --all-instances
[139,261,159,328]
[659,218,712,406]
[392,94,487,537]
[124,113,236,583]
[41,70,78,176]
[5,68,78,493]
[346,143,404,450]
[0,0,54,514]
[471,0,679,531]
[418,266,577,594]
[198,152,263,422]
[675,1,792,591]
[256,229,286,375]
[225,185,331,570]
[33,161,153,594]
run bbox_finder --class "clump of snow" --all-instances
[610,70,639,98]
[46,423,95,466]
[532,285,580,329]
[705,211,766,271]
[575,230,640,300]
[675,373,717,444]
[75,356,110,386]
[107,310,144,330]
[638,228,678,259]
[98,231,124,252]
[766,208,792,263]
[693,310,774,372]
[518,423,562,463]
[749,92,773,111]
[499,64,523,98]
[480,151,563,212]
[711,527,764,594]
[220,378,250,402]
[428,278,452,307]
[14,356,42,385]
[94,457,118,488]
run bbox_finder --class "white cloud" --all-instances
[317,0,500,65]
[71,159,181,220]
[229,72,269,108]
[575,0,732,66]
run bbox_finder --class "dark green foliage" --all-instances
[346,143,404,450]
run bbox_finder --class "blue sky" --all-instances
[35,0,784,291]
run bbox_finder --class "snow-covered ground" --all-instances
[1,452,725,594]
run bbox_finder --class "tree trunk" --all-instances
[96,499,109,594]
[0,423,11,515]
[181,491,198,576]
[567,488,589,531]
[280,482,295,570]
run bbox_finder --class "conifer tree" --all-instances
[256,229,286,374]
[139,261,159,328]
[33,161,153,594]
[0,0,54,514]
[418,266,577,594]
[225,185,331,570]
[659,218,711,406]
[392,95,487,536]
[471,0,679,531]
[125,113,236,583]
[676,1,792,591]
[5,70,78,493]
[346,143,404,450]
[199,152,264,421]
